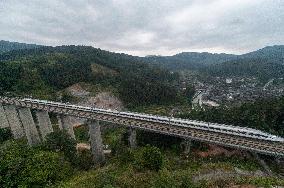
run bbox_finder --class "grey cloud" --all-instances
[0,0,283,56]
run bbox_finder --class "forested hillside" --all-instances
[1,42,283,107]
[206,45,284,80]
[0,45,181,107]
[243,45,284,59]
[0,40,41,53]
[207,57,284,81]
[145,52,236,71]
[146,45,284,81]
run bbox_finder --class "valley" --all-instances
[1,1,284,187]
[0,41,283,188]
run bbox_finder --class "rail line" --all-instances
[0,97,283,156]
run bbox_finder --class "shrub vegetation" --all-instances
[0,140,72,187]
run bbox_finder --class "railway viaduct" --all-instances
[0,97,283,167]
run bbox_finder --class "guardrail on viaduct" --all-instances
[0,97,283,165]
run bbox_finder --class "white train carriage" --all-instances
[19,98,284,142]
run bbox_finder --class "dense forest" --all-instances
[0,45,181,107]
[207,57,284,81]
[1,42,283,95]
[206,46,284,80]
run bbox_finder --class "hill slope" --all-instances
[145,45,284,80]
[207,45,284,80]
[0,45,181,107]
[145,52,237,71]
[243,45,284,60]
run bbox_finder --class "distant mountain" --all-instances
[1,40,283,82]
[145,52,237,71]
[145,45,284,81]
[242,45,284,60]
[208,58,284,80]
[145,45,284,72]
[207,45,284,80]
[173,52,237,65]
[0,40,42,53]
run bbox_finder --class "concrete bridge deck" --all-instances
[0,97,283,157]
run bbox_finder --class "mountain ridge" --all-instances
[1,39,283,60]
[1,40,283,80]
[0,40,42,53]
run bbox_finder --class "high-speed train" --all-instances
[114,111,284,142]
[17,98,284,143]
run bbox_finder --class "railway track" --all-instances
[0,97,283,156]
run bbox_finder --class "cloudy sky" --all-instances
[0,0,283,56]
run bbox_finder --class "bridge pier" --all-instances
[57,115,75,139]
[181,139,192,155]
[57,115,63,130]
[1,97,284,157]
[88,120,105,166]
[36,111,53,140]
[253,153,273,176]
[0,104,10,128]
[128,127,137,149]
[3,105,25,139]
[276,157,284,177]
[18,108,41,145]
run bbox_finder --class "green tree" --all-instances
[184,84,195,103]
[43,130,77,164]
[20,151,72,187]
[0,128,12,143]
[136,145,164,171]
[0,140,72,187]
